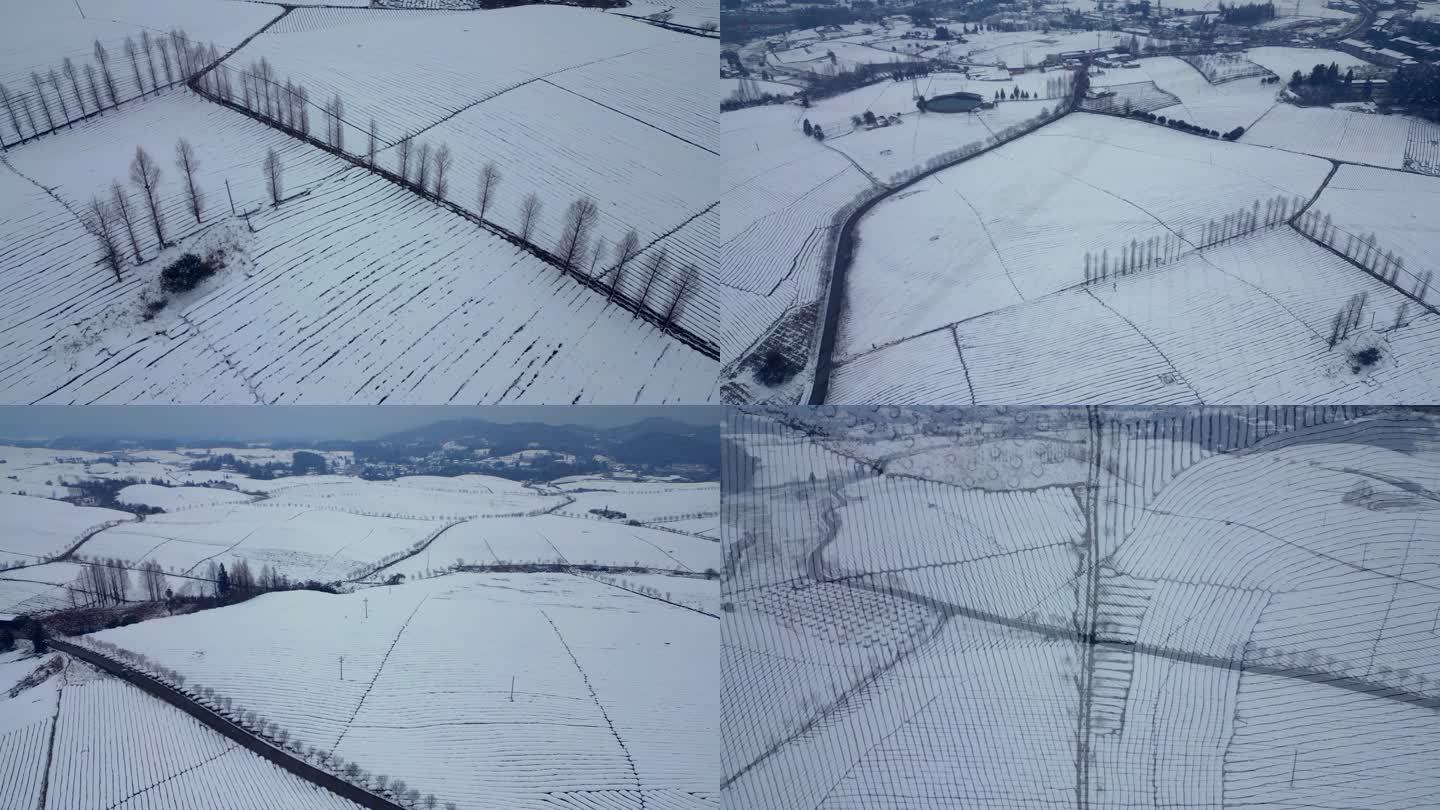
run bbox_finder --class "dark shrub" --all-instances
[159,253,221,294]
[142,297,168,321]
[754,349,802,386]
[1351,347,1382,370]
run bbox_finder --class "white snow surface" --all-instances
[93,572,717,809]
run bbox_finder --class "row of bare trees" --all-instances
[67,559,167,607]
[1082,194,1309,285]
[1295,207,1433,308]
[80,636,458,809]
[83,140,208,281]
[0,31,216,147]
[207,63,702,334]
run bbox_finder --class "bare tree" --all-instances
[84,63,104,114]
[330,93,345,151]
[18,92,38,139]
[296,84,309,134]
[94,39,119,107]
[636,246,668,312]
[170,29,191,81]
[140,560,166,601]
[83,195,126,282]
[125,36,146,96]
[140,32,159,94]
[518,192,541,242]
[30,73,56,134]
[62,58,85,116]
[555,196,598,274]
[0,83,23,142]
[396,135,414,182]
[48,70,71,126]
[158,36,174,85]
[130,146,167,247]
[415,143,431,190]
[278,80,293,129]
[264,147,283,205]
[606,228,641,301]
[661,264,697,328]
[175,137,204,223]
[110,181,144,263]
[230,559,254,592]
[431,144,451,200]
[367,118,378,167]
[476,162,499,220]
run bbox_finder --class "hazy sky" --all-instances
[0,406,720,442]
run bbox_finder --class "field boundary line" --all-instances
[184,79,719,358]
[567,567,714,616]
[540,609,646,808]
[807,101,1075,404]
[332,594,431,749]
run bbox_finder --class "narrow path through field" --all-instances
[541,609,645,808]
[332,594,431,750]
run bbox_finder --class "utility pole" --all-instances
[339,655,344,681]
[225,179,235,215]
[363,596,368,619]
[510,676,515,702]
[1289,749,1297,787]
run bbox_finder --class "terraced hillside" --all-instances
[721,405,1440,809]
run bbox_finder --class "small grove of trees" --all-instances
[1217,1,1276,25]
[81,138,215,281]
[1327,291,1369,349]
[0,31,217,148]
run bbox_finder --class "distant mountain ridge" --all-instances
[0,417,720,480]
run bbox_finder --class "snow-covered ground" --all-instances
[1246,104,1440,171]
[0,651,363,810]
[0,0,281,142]
[837,113,1329,360]
[0,493,134,565]
[722,406,1440,809]
[90,572,717,810]
[222,6,718,346]
[1096,56,1280,132]
[1,439,719,806]
[1,2,716,404]
[398,513,719,572]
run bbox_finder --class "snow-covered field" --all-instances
[1,492,134,564]
[0,439,718,605]
[837,114,1330,359]
[1312,165,1440,296]
[719,102,875,400]
[1246,104,1440,171]
[1245,46,1370,80]
[0,0,281,143]
[722,406,1440,809]
[1,436,719,806]
[832,225,1440,405]
[1,138,715,403]
[89,572,717,810]
[1,2,716,404]
[0,652,363,810]
[554,479,719,522]
[1095,56,1280,132]
[223,6,718,346]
